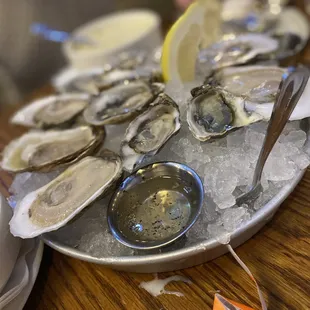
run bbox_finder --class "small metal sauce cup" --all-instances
[107,161,204,250]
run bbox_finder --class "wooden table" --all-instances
[1,4,310,310]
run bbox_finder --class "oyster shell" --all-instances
[56,67,162,95]
[207,65,288,103]
[245,71,310,121]
[187,84,262,141]
[121,93,181,172]
[116,51,146,70]
[83,81,165,126]
[205,65,310,122]
[1,126,104,173]
[11,93,90,128]
[198,33,278,70]
[9,149,123,238]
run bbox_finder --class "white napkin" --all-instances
[0,239,36,309]
[2,239,43,310]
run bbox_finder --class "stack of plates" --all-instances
[0,194,43,310]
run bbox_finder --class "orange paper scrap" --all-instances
[213,294,254,310]
[213,244,267,310]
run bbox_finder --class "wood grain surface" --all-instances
[1,2,310,310]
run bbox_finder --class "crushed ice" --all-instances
[8,81,310,257]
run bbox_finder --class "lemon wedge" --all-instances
[161,0,221,82]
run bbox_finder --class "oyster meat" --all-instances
[198,33,278,70]
[187,84,262,141]
[1,126,104,173]
[11,94,90,128]
[208,65,288,103]
[83,81,165,125]
[121,93,181,172]
[245,72,310,121]
[9,149,123,238]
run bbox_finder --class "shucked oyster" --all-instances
[198,33,278,70]
[1,126,104,173]
[9,149,122,238]
[121,93,181,172]
[83,81,165,125]
[56,67,162,95]
[207,65,288,103]
[204,65,310,122]
[11,93,90,128]
[187,85,262,141]
[242,66,310,121]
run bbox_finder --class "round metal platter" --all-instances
[44,5,310,272]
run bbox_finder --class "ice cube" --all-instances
[280,130,307,148]
[104,123,128,154]
[214,195,236,210]
[261,172,269,190]
[264,156,297,181]
[253,188,276,210]
[282,121,301,134]
[274,142,300,157]
[229,149,251,170]
[226,128,246,148]
[207,223,230,244]
[291,152,310,170]
[249,121,268,134]
[165,81,198,120]
[10,170,62,202]
[245,128,265,150]
[221,207,251,232]
[186,216,209,243]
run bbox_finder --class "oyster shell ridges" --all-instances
[10,93,91,128]
[9,149,123,238]
[1,126,105,173]
[83,81,165,126]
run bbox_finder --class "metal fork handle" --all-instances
[251,66,310,188]
[30,23,95,45]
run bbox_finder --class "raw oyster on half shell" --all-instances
[202,65,310,124]
[187,84,262,141]
[57,67,162,95]
[83,81,165,126]
[121,93,181,172]
[198,33,279,70]
[1,126,104,173]
[9,149,122,238]
[11,93,90,128]
[207,65,288,103]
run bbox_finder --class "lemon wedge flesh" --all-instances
[161,0,221,82]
